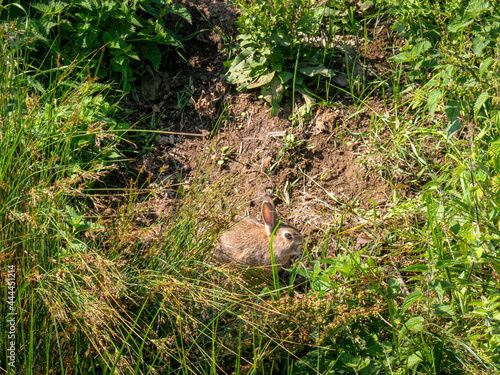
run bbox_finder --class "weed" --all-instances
[212,145,235,165]
[1,0,191,91]
[2,0,500,373]
[269,132,312,173]
[224,0,360,116]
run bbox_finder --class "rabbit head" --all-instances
[217,197,304,270]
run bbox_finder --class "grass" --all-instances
[1,0,500,374]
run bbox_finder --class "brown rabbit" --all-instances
[216,196,304,270]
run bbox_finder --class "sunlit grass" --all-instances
[1,0,499,373]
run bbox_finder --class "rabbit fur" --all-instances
[217,196,303,270]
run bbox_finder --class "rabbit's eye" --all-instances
[284,233,293,240]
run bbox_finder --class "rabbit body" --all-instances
[217,197,303,270]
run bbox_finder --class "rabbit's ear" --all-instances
[262,201,277,236]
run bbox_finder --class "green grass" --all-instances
[1,0,500,373]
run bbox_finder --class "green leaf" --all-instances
[130,14,145,28]
[247,71,275,89]
[402,264,428,272]
[38,18,58,36]
[392,51,412,64]
[125,49,140,61]
[489,140,500,159]
[400,291,423,315]
[392,41,431,64]
[111,54,127,68]
[102,150,121,159]
[33,1,67,14]
[427,89,442,115]
[447,119,462,140]
[407,352,423,368]
[473,92,489,119]
[435,259,464,268]
[76,0,94,11]
[75,22,98,48]
[445,100,460,123]
[480,57,493,80]
[165,4,192,24]
[299,64,335,78]
[493,110,500,132]
[142,43,162,71]
[269,32,291,46]
[405,317,424,332]
[277,71,293,84]
[432,303,456,317]
[472,35,488,56]
[448,17,474,33]
[260,76,284,116]
[465,0,490,17]
[154,26,182,46]
[412,40,431,56]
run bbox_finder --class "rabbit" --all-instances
[216,196,304,270]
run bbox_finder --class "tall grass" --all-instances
[1,0,500,373]
[0,22,301,373]
[0,20,124,373]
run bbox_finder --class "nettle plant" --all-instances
[3,0,191,91]
[390,0,500,361]
[225,0,354,116]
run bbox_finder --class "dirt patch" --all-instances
[119,0,412,258]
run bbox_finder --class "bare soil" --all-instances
[120,0,413,258]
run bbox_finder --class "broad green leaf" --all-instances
[166,4,192,24]
[227,49,254,74]
[458,222,475,240]
[154,27,181,46]
[38,18,57,36]
[412,40,431,56]
[260,76,284,116]
[448,17,474,33]
[435,259,463,268]
[493,110,500,132]
[32,3,50,12]
[76,0,94,11]
[402,264,428,272]
[68,239,87,252]
[392,51,412,64]
[432,303,456,317]
[247,71,275,89]
[130,14,145,28]
[142,43,162,71]
[400,291,423,315]
[473,92,489,119]
[472,35,488,56]
[445,100,460,122]
[465,0,490,17]
[407,352,423,368]
[269,32,291,46]
[427,89,442,115]
[33,1,67,13]
[299,64,335,78]
[278,71,293,84]
[392,41,431,64]
[447,119,462,140]
[111,54,127,67]
[102,151,121,159]
[125,49,140,61]
[492,175,500,192]
[405,316,424,332]
[480,57,493,80]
